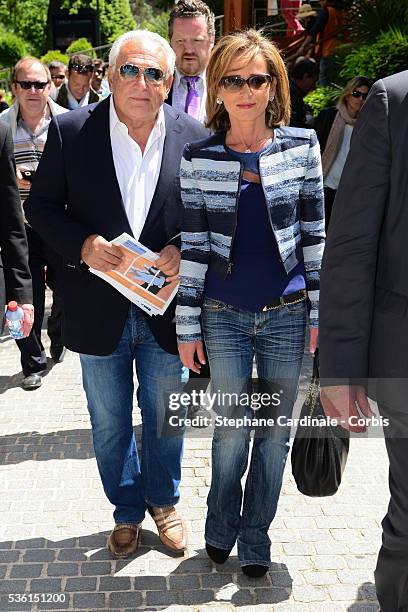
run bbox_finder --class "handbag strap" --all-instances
[312,348,320,380]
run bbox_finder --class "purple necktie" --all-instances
[183,76,200,119]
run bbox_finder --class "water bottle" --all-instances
[5,301,24,339]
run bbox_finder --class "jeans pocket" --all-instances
[203,297,229,312]
[285,300,307,315]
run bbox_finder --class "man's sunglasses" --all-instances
[71,63,94,74]
[118,63,164,83]
[15,80,49,90]
[351,90,368,100]
[51,74,65,80]
[219,74,273,91]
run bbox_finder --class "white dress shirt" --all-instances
[172,67,207,124]
[109,96,166,240]
[324,124,353,190]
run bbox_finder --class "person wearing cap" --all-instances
[56,54,100,110]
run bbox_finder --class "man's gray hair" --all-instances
[109,30,176,78]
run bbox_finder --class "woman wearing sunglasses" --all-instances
[176,29,324,576]
[314,76,372,229]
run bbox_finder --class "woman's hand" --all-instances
[178,341,206,374]
[309,327,318,354]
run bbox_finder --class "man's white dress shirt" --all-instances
[109,96,166,240]
[172,67,207,124]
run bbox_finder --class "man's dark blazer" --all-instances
[25,96,207,356]
[0,123,32,331]
[319,71,408,385]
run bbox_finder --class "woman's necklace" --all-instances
[227,133,273,153]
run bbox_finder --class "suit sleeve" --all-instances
[319,79,390,381]
[25,117,94,264]
[0,125,32,304]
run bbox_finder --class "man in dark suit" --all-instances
[319,71,408,611]
[26,30,207,559]
[0,123,33,337]
[167,0,214,124]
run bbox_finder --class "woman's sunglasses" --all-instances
[351,90,368,100]
[118,63,164,83]
[219,74,273,92]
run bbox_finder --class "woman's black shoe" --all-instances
[205,543,231,564]
[242,564,269,578]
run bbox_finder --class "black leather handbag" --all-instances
[291,350,350,497]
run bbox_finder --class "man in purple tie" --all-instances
[167,0,215,124]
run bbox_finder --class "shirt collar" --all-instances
[174,66,205,89]
[109,95,166,141]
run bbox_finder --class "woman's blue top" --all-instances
[204,144,306,312]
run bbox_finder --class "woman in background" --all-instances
[176,29,325,577]
[314,75,372,229]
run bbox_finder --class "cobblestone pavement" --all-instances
[0,299,388,611]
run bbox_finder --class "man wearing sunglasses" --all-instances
[320,70,408,611]
[167,0,214,124]
[0,56,67,389]
[56,54,99,110]
[25,29,207,558]
[48,60,67,101]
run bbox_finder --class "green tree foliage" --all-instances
[40,49,68,64]
[142,12,170,40]
[347,0,408,43]
[66,37,96,57]
[64,0,136,44]
[0,0,48,54]
[0,0,136,56]
[340,28,408,82]
[0,31,27,67]
[304,86,341,117]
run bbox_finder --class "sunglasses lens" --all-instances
[144,68,164,82]
[18,81,47,90]
[119,64,139,78]
[248,75,269,89]
[222,76,245,90]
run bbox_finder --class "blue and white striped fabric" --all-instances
[176,127,325,343]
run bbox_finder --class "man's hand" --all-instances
[16,166,32,192]
[309,327,318,354]
[320,385,375,433]
[20,304,34,338]
[156,245,181,282]
[178,341,206,374]
[80,234,124,272]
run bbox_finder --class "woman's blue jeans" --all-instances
[79,305,184,525]
[202,297,306,567]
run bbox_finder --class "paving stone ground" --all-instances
[0,295,389,611]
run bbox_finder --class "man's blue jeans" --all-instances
[79,305,184,524]
[202,297,306,567]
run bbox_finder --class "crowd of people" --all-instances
[1,0,408,607]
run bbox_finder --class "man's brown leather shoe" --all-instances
[107,523,141,559]
[149,506,187,552]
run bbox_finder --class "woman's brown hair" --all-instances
[205,29,290,131]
